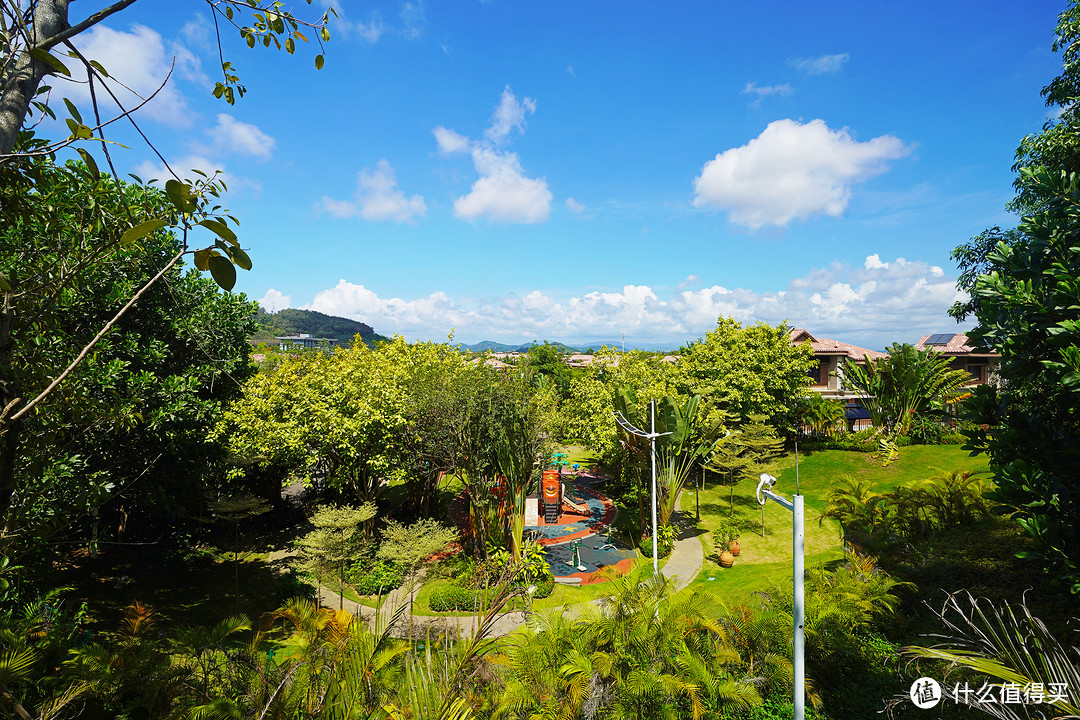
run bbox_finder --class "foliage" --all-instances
[642,521,678,559]
[377,518,457,570]
[428,583,483,612]
[0,160,257,558]
[797,393,847,438]
[295,503,376,609]
[675,317,817,429]
[947,2,1080,596]
[841,343,972,437]
[901,591,1080,719]
[494,570,762,720]
[346,558,406,596]
[820,471,995,553]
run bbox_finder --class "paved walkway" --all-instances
[660,505,705,592]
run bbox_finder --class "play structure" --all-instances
[540,469,590,522]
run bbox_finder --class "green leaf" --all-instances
[193,248,212,271]
[321,27,331,41]
[89,60,109,77]
[286,37,295,54]
[315,54,324,70]
[28,48,71,76]
[76,148,100,181]
[121,218,169,245]
[63,98,82,124]
[165,179,194,211]
[208,255,237,291]
[0,273,11,293]
[229,246,253,271]
[197,218,238,245]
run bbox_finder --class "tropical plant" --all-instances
[841,343,972,437]
[295,503,376,609]
[901,591,1080,719]
[654,394,729,528]
[798,393,846,438]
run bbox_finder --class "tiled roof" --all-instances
[914,333,998,356]
[789,328,887,361]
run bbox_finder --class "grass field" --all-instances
[683,444,991,606]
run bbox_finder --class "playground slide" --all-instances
[562,496,589,514]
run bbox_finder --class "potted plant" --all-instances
[712,531,735,568]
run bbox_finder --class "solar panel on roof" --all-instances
[926,333,955,345]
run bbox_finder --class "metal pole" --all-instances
[650,399,658,575]
[793,494,804,720]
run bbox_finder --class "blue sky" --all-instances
[56,1,1066,350]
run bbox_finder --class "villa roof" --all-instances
[789,328,886,361]
[913,333,998,357]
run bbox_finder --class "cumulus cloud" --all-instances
[790,53,850,75]
[316,159,427,222]
[258,289,292,313]
[435,87,552,223]
[692,118,911,229]
[301,255,967,349]
[61,24,195,126]
[566,197,586,213]
[205,113,276,159]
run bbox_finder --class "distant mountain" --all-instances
[252,308,388,347]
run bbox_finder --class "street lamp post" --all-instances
[756,472,805,720]
[613,400,672,575]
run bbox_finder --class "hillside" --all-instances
[252,308,388,347]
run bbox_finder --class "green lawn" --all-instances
[683,444,991,607]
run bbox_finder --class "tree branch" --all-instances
[32,0,140,52]
[9,246,186,424]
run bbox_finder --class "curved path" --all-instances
[268,503,704,640]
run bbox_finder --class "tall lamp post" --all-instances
[756,472,805,720]
[613,400,671,574]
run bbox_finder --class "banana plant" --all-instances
[655,395,730,527]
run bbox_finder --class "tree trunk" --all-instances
[0,0,70,156]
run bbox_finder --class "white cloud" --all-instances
[484,86,536,145]
[790,53,850,75]
[258,289,292,313]
[453,149,551,223]
[400,1,426,39]
[434,126,470,155]
[436,87,552,223]
[692,119,911,229]
[864,253,889,270]
[206,113,275,159]
[566,197,586,213]
[61,24,194,127]
[301,255,967,349]
[316,159,427,223]
[743,82,793,99]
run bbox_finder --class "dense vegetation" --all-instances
[5,0,1080,718]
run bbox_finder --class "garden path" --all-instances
[268,507,704,640]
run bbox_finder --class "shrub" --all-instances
[345,558,405,595]
[642,522,677,558]
[428,583,481,612]
[532,575,554,599]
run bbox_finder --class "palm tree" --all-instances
[842,343,972,436]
